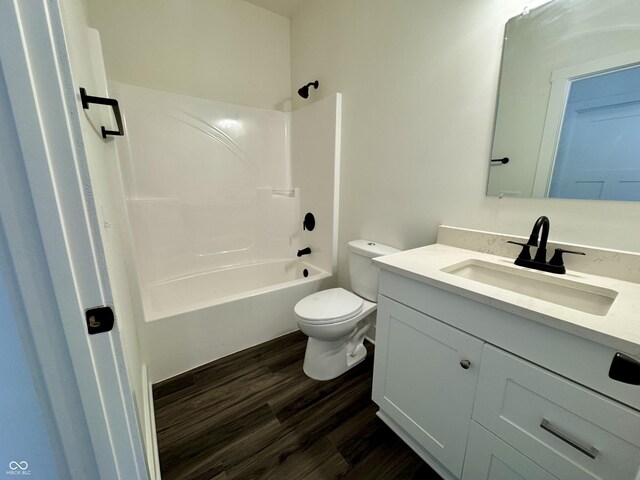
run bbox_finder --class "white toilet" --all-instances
[294,239,400,380]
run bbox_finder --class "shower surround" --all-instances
[113,83,341,381]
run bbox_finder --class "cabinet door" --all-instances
[462,422,559,480]
[372,296,483,478]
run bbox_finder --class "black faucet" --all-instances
[508,216,584,274]
[297,247,312,257]
[529,215,550,264]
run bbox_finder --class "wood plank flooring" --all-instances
[153,330,442,480]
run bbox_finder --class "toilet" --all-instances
[294,239,400,380]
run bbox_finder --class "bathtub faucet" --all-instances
[297,247,312,257]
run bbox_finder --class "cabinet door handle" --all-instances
[540,419,598,459]
[460,359,471,369]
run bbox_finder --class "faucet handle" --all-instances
[507,240,532,261]
[549,248,586,272]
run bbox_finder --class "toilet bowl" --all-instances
[295,288,376,380]
[294,240,400,381]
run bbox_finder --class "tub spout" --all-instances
[297,247,312,257]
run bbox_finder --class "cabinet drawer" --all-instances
[462,421,559,480]
[474,345,640,480]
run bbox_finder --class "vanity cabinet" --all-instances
[372,269,640,480]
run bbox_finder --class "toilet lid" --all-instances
[295,288,364,324]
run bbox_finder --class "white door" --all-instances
[0,1,146,479]
[549,65,640,200]
[0,238,66,478]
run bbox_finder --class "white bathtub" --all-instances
[140,259,332,382]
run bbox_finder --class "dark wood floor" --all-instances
[153,330,442,480]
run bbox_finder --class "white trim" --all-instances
[142,365,161,480]
[533,49,640,197]
[332,93,342,275]
[0,1,146,478]
[550,49,640,84]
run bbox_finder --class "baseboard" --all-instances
[142,364,162,479]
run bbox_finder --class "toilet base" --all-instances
[302,319,370,381]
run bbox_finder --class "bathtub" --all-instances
[140,259,333,382]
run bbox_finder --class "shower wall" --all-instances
[292,93,342,275]
[113,83,342,314]
[113,82,298,286]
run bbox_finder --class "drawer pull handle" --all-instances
[540,419,598,459]
[460,359,471,369]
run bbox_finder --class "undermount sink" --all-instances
[441,259,618,316]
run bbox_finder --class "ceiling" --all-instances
[243,0,309,18]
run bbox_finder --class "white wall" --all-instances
[86,0,291,110]
[291,0,640,290]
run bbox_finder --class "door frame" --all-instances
[0,1,146,478]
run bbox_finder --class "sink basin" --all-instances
[441,259,618,316]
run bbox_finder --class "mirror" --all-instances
[487,0,640,201]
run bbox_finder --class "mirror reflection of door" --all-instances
[549,64,640,200]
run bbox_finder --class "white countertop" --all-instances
[374,244,640,354]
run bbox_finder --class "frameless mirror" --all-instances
[487,0,640,201]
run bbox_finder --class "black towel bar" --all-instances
[79,87,124,138]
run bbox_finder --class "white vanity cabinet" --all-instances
[372,267,640,480]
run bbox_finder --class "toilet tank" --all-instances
[348,240,400,301]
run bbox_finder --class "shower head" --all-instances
[297,80,319,99]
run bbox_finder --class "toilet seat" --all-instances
[294,288,364,325]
